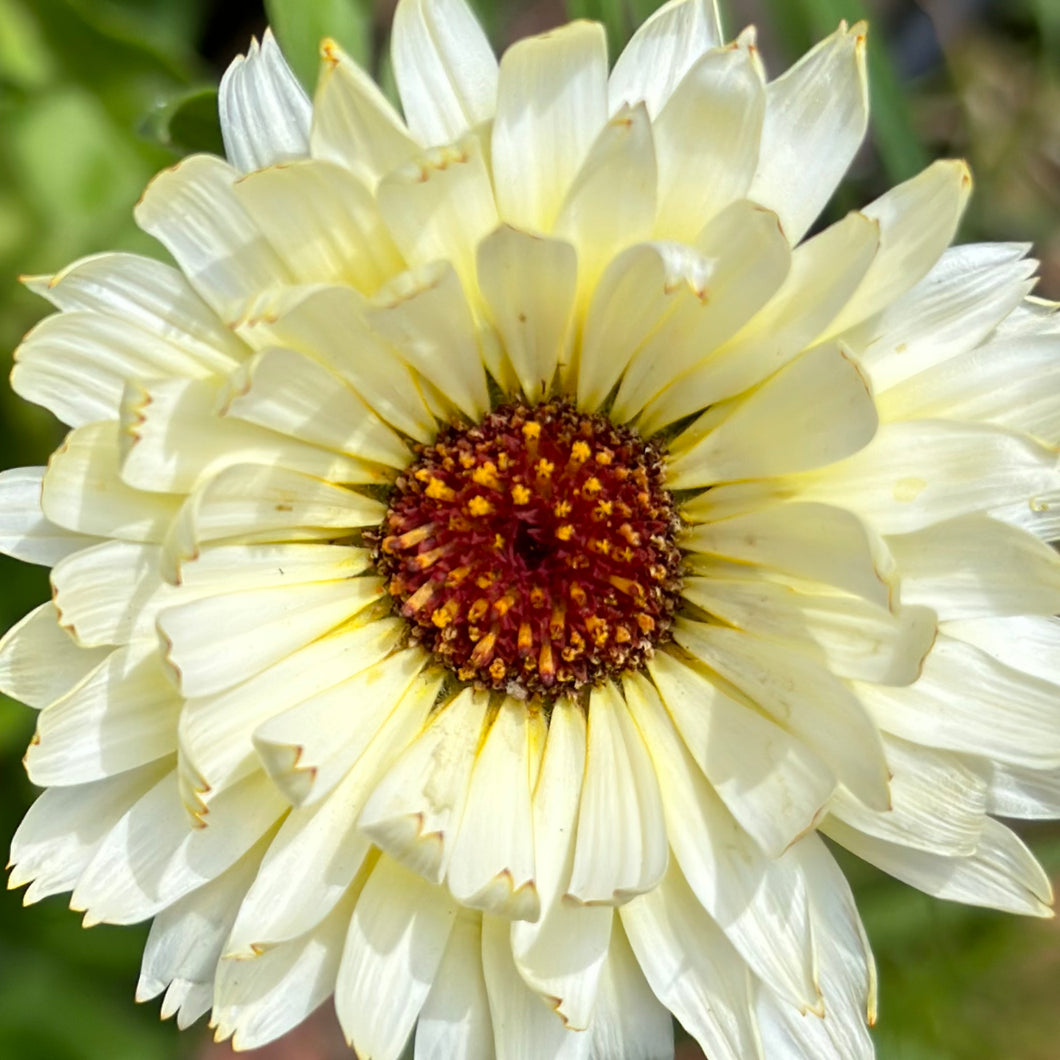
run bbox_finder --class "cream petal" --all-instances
[749,22,868,243]
[492,21,609,232]
[856,634,1060,769]
[26,641,180,786]
[673,619,890,811]
[336,856,459,1060]
[119,377,383,494]
[310,40,420,187]
[72,769,286,926]
[231,159,404,292]
[641,210,880,429]
[392,0,498,147]
[159,576,383,698]
[566,681,668,905]
[888,513,1060,619]
[221,346,409,468]
[219,29,311,173]
[368,261,491,420]
[652,40,765,240]
[481,914,591,1060]
[588,918,674,1060]
[415,912,494,1060]
[982,761,1060,821]
[666,343,877,488]
[830,737,986,857]
[377,135,499,291]
[358,687,490,884]
[681,502,897,609]
[649,650,833,858]
[824,815,1053,917]
[554,103,657,295]
[476,226,578,401]
[42,423,181,542]
[623,670,818,1010]
[134,154,293,321]
[8,761,168,903]
[823,159,973,337]
[0,465,95,565]
[608,0,724,118]
[24,251,245,367]
[800,420,1060,535]
[0,602,110,709]
[174,541,372,593]
[848,243,1036,392]
[446,699,543,921]
[681,574,936,685]
[254,644,427,807]
[224,670,439,954]
[620,861,762,1060]
[611,201,790,421]
[238,284,437,443]
[942,614,1060,686]
[212,886,355,1050]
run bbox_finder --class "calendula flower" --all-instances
[2,0,1058,1055]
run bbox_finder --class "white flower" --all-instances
[2,0,1058,1056]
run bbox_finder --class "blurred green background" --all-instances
[0,0,1058,1057]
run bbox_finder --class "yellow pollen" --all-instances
[382,524,433,553]
[493,533,505,550]
[529,587,547,609]
[553,500,572,517]
[466,495,494,517]
[415,546,448,570]
[582,477,602,497]
[489,658,507,681]
[555,524,574,541]
[468,598,490,623]
[570,440,591,463]
[472,462,501,490]
[595,450,613,465]
[593,500,613,520]
[511,484,531,505]
[535,459,554,479]
[431,599,459,628]
[569,584,587,607]
[425,477,456,502]
[493,594,516,617]
[522,422,541,441]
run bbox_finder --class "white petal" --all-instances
[0,465,95,564]
[416,912,494,1060]
[942,614,1060,686]
[254,644,427,807]
[667,343,877,488]
[641,210,880,428]
[310,40,420,187]
[0,602,110,709]
[159,576,383,697]
[749,23,867,242]
[492,21,609,232]
[26,641,180,785]
[336,856,459,1060]
[446,699,543,920]
[477,226,578,401]
[481,914,591,1060]
[9,761,168,903]
[673,619,890,811]
[219,29,311,173]
[621,862,761,1060]
[359,687,490,884]
[134,154,292,321]
[682,502,897,609]
[72,770,286,925]
[649,650,833,857]
[623,671,819,1009]
[392,0,498,147]
[889,513,1060,619]
[824,815,1053,917]
[567,681,668,905]
[377,135,498,291]
[824,159,973,336]
[982,761,1060,821]
[231,159,403,291]
[856,634,1060,769]
[221,346,409,468]
[42,423,181,542]
[368,262,490,420]
[801,420,1060,534]
[212,887,354,1050]
[653,40,765,240]
[608,0,724,117]
[848,242,1036,392]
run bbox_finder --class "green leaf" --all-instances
[265,0,373,93]
[142,85,223,156]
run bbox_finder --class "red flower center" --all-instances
[375,400,683,700]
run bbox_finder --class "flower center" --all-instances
[375,400,683,699]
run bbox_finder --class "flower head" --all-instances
[2,0,1059,1056]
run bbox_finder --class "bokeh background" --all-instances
[1,0,1059,1057]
